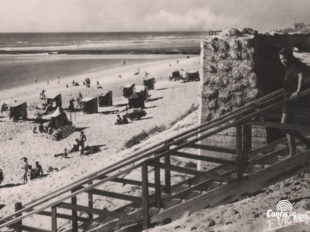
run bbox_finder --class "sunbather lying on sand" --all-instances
[54,148,69,158]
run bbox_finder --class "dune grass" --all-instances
[124,103,198,149]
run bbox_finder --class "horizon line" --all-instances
[0,30,221,34]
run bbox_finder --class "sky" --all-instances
[0,0,309,32]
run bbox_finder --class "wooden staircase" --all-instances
[1,88,310,232]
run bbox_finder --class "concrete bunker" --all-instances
[199,29,310,170]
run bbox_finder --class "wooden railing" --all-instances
[1,88,310,231]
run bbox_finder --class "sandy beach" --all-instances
[0,54,201,230]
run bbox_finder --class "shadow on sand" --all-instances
[155,88,168,91]
[0,183,24,189]
[75,127,89,132]
[114,103,128,108]
[146,97,163,102]
[135,117,153,121]
[100,110,120,115]
[83,144,106,156]
[144,105,157,109]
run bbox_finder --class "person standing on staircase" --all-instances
[279,47,310,156]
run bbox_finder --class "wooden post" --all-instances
[164,154,171,193]
[236,124,251,179]
[242,124,251,169]
[14,202,22,232]
[142,162,149,229]
[236,125,243,179]
[88,180,93,220]
[51,206,57,232]
[154,158,161,208]
[71,188,78,231]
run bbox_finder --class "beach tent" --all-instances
[80,97,98,113]
[99,91,113,107]
[129,85,148,109]
[134,85,148,100]
[48,107,71,130]
[143,78,156,90]
[184,71,200,82]
[9,102,27,121]
[123,84,135,98]
[169,70,183,81]
[46,93,62,112]
[123,84,148,108]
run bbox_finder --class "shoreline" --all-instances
[0,53,187,92]
[0,54,192,102]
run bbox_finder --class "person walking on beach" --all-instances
[34,161,43,177]
[279,47,310,157]
[22,157,30,183]
[79,131,87,155]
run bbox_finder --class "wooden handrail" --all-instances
[0,88,287,226]
[1,88,309,229]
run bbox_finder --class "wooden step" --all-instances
[172,151,235,165]
[81,208,143,232]
[150,150,310,225]
[171,180,211,200]
[97,176,164,189]
[58,202,119,218]
[186,143,236,155]
[36,210,89,222]
[154,162,233,183]
[247,121,310,134]
[87,188,142,203]
[10,224,51,232]
[249,138,286,157]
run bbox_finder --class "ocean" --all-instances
[0,32,209,90]
[0,31,210,54]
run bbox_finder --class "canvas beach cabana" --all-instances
[123,83,135,98]
[80,97,98,113]
[45,93,62,112]
[123,84,148,108]
[184,70,200,82]
[99,91,113,107]
[9,102,27,121]
[47,107,74,141]
[143,78,156,90]
[48,107,71,130]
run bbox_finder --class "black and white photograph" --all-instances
[0,0,310,231]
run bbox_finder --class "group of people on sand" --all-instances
[55,131,87,157]
[33,121,53,135]
[74,131,87,155]
[115,114,129,125]
[34,76,61,85]
[67,92,85,112]
[84,77,91,87]
[22,157,44,184]
[40,89,46,100]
